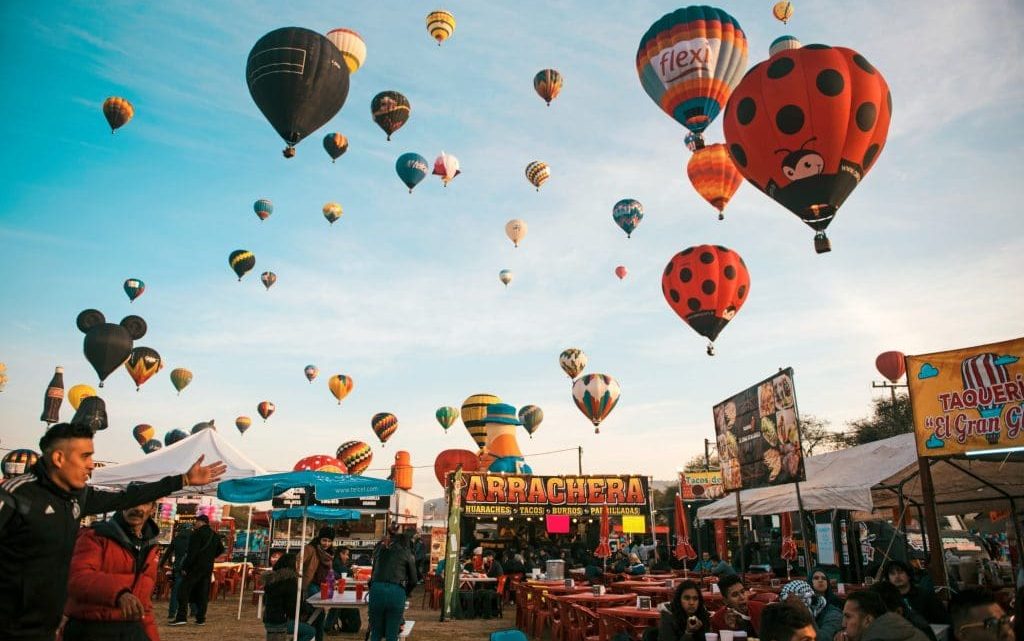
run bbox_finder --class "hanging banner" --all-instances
[459,474,650,518]
[816,523,837,565]
[713,368,806,491]
[429,527,447,570]
[679,470,725,500]
[907,337,1024,457]
[441,468,464,621]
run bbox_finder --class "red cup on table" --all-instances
[337,577,347,594]
[356,582,364,602]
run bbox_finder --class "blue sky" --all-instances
[2,1,1023,499]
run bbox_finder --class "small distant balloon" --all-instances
[236,416,253,435]
[426,10,456,45]
[615,265,628,280]
[559,348,587,380]
[572,373,621,433]
[519,405,544,438]
[304,365,319,382]
[396,153,428,193]
[254,199,273,221]
[371,412,398,446]
[432,152,461,187]
[769,35,802,57]
[123,278,145,303]
[133,424,155,446]
[499,269,513,287]
[142,439,162,454]
[773,1,794,24]
[164,429,188,446]
[322,133,349,162]
[102,97,134,133]
[612,199,644,238]
[258,401,275,421]
[371,91,411,141]
[533,69,563,106]
[525,161,550,191]
[261,271,277,290]
[170,368,192,394]
[435,406,459,433]
[323,202,342,224]
[229,250,255,281]
[328,374,355,404]
[124,346,162,391]
[505,219,528,248]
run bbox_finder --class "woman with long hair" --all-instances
[262,553,317,641]
[657,579,710,640]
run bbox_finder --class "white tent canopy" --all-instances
[90,428,267,496]
[696,434,918,520]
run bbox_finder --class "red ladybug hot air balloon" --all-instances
[661,245,750,355]
[724,45,891,253]
[875,351,906,384]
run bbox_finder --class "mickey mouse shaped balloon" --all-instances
[76,309,147,387]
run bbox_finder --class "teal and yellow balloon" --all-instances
[612,199,644,238]
[636,6,749,151]
[396,153,428,193]
[435,406,459,433]
[518,405,543,439]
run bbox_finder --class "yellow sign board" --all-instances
[908,337,1024,457]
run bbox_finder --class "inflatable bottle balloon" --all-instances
[40,367,64,424]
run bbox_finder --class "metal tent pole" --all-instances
[236,504,254,620]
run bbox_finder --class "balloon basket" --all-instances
[814,233,832,254]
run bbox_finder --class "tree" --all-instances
[683,452,719,472]
[799,414,844,455]
[842,393,914,446]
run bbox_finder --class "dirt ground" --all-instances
[156,585,513,641]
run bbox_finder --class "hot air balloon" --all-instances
[770,35,802,57]
[518,405,543,439]
[236,416,252,435]
[326,28,367,74]
[322,133,349,162]
[246,28,350,157]
[962,354,1010,422]
[142,439,162,454]
[76,309,146,387]
[572,373,621,433]
[559,348,587,380]
[499,270,513,287]
[164,429,188,446]
[294,455,348,473]
[426,10,456,45]
[461,393,501,452]
[72,396,107,432]
[661,245,750,355]
[612,199,644,238]
[322,202,342,224]
[615,265,628,280]
[337,440,373,475]
[2,449,39,479]
[123,278,145,303]
[371,412,398,446]
[435,406,459,433]
[525,161,550,191]
[505,219,527,248]
[432,152,460,186]
[636,6,749,151]
[261,271,277,290]
[191,419,215,434]
[687,144,743,220]
[533,69,563,106]
[328,374,354,404]
[170,367,192,394]
[229,250,255,281]
[396,153,428,193]
[102,97,134,133]
[254,199,273,221]
[304,365,319,382]
[124,346,162,391]
[773,1,794,24]
[68,384,97,410]
[433,449,479,488]
[723,46,892,253]
[371,91,410,141]
[133,423,155,446]
[0,363,6,393]
[875,351,906,384]
[258,401,275,421]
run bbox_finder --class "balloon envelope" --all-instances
[123,278,145,302]
[322,133,349,162]
[102,97,134,132]
[68,384,97,410]
[133,423,155,446]
[572,374,621,433]
[294,455,348,473]
[246,27,350,155]
[395,153,428,192]
[505,219,527,247]
[559,348,587,379]
[434,449,479,488]
[254,199,273,221]
[325,28,366,74]
[461,393,501,451]
[534,69,563,106]
[2,449,39,479]
[323,202,342,224]
[170,368,192,394]
[615,265,628,280]
[142,439,162,454]
[612,199,644,238]
[875,351,906,384]
[432,152,461,186]
[499,269,513,286]
[124,346,162,390]
[525,161,550,190]
[329,374,354,404]
[518,405,544,438]
[770,35,802,57]
[371,412,398,445]
[236,416,252,435]
[304,365,319,382]
[337,440,373,475]
[258,401,275,420]
[435,406,459,432]
[426,10,456,44]
[773,1,794,23]
[687,144,743,219]
[164,429,188,446]
[372,91,410,140]
[229,250,255,281]
[261,271,277,290]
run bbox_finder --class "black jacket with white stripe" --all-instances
[0,460,183,640]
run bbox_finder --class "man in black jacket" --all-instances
[171,514,226,626]
[368,532,418,641]
[0,422,226,641]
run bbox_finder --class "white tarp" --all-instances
[90,428,267,496]
[696,434,918,520]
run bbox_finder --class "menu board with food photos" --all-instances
[713,368,806,491]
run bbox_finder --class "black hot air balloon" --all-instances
[76,309,147,387]
[371,91,410,141]
[229,250,255,281]
[246,27,351,158]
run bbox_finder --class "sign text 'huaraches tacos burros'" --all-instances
[460,474,650,518]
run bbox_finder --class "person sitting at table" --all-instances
[484,550,504,579]
[329,545,362,635]
[302,527,336,640]
[779,579,843,641]
[657,579,711,640]
[709,553,737,577]
[611,549,631,574]
[333,545,353,577]
[262,553,316,641]
[758,600,816,641]
[693,552,716,573]
[808,566,844,610]
[625,553,647,576]
[709,574,757,636]
[882,560,950,626]
[840,590,888,641]
[867,581,935,641]
[504,551,525,575]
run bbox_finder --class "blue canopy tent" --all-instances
[218,471,395,638]
[270,505,362,521]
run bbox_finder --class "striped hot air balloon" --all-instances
[170,368,192,394]
[534,69,563,106]
[235,416,252,435]
[461,393,501,451]
[572,374,621,433]
[687,144,743,220]
[426,10,456,45]
[435,406,459,433]
[102,97,134,133]
[770,35,802,58]
[2,449,39,479]
[961,354,1010,420]
[636,6,748,150]
[337,440,373,475]
[254,199,273,221]
[326,28,367,74]
[329,374,354,404]
[518,405,544,439]
[229,250,255,281]
[371,412,398,446]
[525,161,550,191]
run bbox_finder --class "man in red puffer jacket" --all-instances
[62,496,162,641]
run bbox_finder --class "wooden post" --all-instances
[917,457,949,592]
